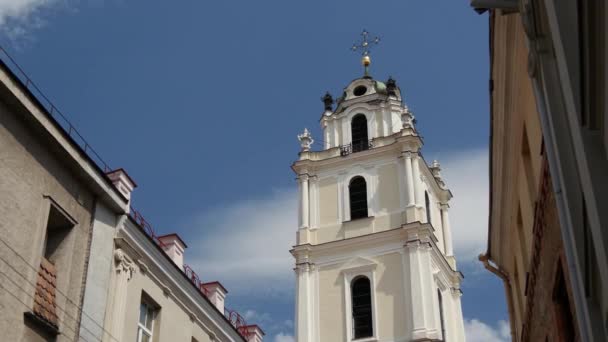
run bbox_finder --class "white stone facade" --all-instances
[292,77,465,342]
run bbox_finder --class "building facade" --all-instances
[473,1,608,341]
[0,50,264,342]
[0,53,127,342]
[291,71,466,341]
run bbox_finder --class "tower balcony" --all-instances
[340,139,374,156]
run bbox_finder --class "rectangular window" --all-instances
[552,263,576,342]
[32,201,75,327]
[137,297,159,342]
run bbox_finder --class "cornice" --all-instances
[292,132,423,174]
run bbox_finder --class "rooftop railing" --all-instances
[0,47,112,173]
[0,46,254,341]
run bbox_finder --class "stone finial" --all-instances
[430,160,446,188]
[387,77,397,96]
[321,92,333,112]
[401,109,416,131]
[297,128,314,152]
[431,160,441,177]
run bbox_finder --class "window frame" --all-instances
[351,276,374,339]
[351,114,370,153]
[348,176,369,220]
[137,298,158,342]
[342,262,378,342]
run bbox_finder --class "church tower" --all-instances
[291,39,466,342]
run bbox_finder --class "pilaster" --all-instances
[298,174,310,229]
[440,203,454,258]
[295,262,314,342]
[105,249,136,342]
[404,239,439,341]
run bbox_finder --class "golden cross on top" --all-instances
[350,29,381,56]
[351,30,381,77]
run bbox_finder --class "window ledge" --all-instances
[343,216,374,223]
[352,337,378,342]
[24,312,59,336]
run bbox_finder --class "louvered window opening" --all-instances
[349,177,368,220]
[438,289,446,341]
[351,114,369,153]
[425,191,432,225]
[352,277,373,339]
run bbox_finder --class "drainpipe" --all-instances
[479,253,517,342]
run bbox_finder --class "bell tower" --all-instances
[291,36,466,342]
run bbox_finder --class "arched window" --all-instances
[352,277,373,339]
[425,191,432,225]
[349,176,368,220]
[438,289,446,340]
[351,114,369,153]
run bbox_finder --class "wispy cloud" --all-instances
[273,333,295,342]
[464,319,510,342]
[0,0,64,42]
[441,148,489,263]
[186,188,296,296]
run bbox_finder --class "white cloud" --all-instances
[440,148,489,263]
[0,0,53,25]
[464,319,510,342]
[186,188,296,296]
[273,333,295,342]
[0,0,65,42]
[185,148,490,293]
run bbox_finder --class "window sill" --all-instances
[343,216,374,223]
[352,337,377,342]
[24,312,59,336]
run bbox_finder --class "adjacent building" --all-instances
[291,57,466,341]
[472,1,608,341]
[0,49,263,342]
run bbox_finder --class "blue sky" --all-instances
[2,1,508,341]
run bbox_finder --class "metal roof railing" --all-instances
[0,46,112,173]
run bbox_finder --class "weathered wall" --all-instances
[490,10,579,342]
[0,97,95,341]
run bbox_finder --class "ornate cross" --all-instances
[350,29,381,56]
[350,30,381,76]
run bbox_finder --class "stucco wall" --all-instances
[0,98,95,341]
[318,177,338,226]
[119,259,215,342]
[376,163,400,214]
[317,252,407,341]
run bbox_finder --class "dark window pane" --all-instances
[352,277,373,339]
[349,177,368,220]
[351,114,369,153]
[425,191,432,225]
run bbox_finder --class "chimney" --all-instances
[106,168,137,201]
[202,281,227,313]
[243,325,265,342]
[157,234,187,269]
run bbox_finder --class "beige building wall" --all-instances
[485,10,580,342]
[317,252,407,342]
[120,269,213,342]
[311,160,441,246]
[104,219,249,342]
